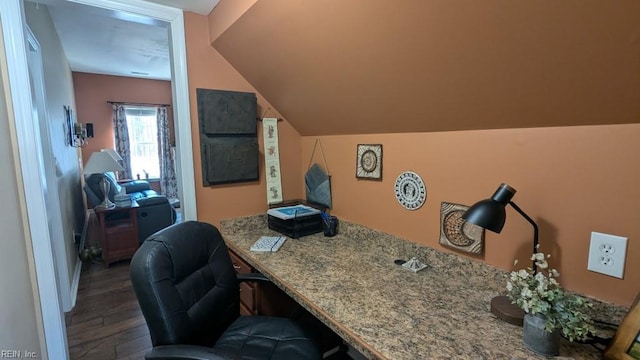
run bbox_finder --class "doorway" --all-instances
[1,0,196,358]
[62,0,197,221]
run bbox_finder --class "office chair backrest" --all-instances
[130,221,240,347]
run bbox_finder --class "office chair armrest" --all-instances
[146,345,238,360]
[236,273,270,284]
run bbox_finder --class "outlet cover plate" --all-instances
[587,231,627,279]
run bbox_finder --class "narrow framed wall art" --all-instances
[356,144,382,180]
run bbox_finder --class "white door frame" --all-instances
[1,0,196,358]
[68,0,197,222]
[26,25,74,313]
[0,2,68,359]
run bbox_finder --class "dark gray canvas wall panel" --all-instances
[197,88,259,186]
[205,138,259,184]
[197,88,257,135]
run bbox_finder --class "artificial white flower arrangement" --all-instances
[506,251,596,342]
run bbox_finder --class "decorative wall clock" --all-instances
[356,144,382,180]
[394,171,426,210]
[439,202,484,254]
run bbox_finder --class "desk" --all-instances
[221,215,624,359]
[95,200,139,267]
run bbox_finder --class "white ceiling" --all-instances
[142,0,219,15]
[26,0,219,80]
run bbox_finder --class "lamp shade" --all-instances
[100,148,123,162]
[462,183,516,233]
[83,151,124,175]
[461,183,539,326]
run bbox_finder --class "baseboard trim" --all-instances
[69,257,82,311]
[68,209,93,312]
[78,209,93,254]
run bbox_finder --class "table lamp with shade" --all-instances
[101,148,123,162]
[83,151,124,209]
[462,183,539,326]
[101,148,124,179]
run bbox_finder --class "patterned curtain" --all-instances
[112,104,132,179]
[157,106,178,199]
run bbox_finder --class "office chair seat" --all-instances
[130,221,321,360]
[215,316,319,359]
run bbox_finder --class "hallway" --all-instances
[65,260,149,360]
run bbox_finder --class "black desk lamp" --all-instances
[462,183,539,326]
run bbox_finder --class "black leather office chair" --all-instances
[130,221,321,360]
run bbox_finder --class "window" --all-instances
[125,106,159,179]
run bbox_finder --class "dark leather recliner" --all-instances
[130,221,322,360]
[84,172,159,206]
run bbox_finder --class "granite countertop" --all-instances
[220,215,627,360]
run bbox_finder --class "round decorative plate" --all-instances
[394,171,427,210]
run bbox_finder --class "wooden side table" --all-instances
[95,200,139,267]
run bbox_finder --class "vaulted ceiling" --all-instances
[212,0,640,135]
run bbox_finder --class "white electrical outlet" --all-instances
[587,231,627,278]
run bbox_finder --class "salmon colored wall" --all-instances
[207,0,257,43]
[213,0,640,135]
[72,72,173,167]
[301,125,640,306]
[185,12,304,226]
[198,3,638,306]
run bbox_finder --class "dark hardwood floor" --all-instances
[65,260,150,360]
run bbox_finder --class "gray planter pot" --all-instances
[523,313,560,356]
